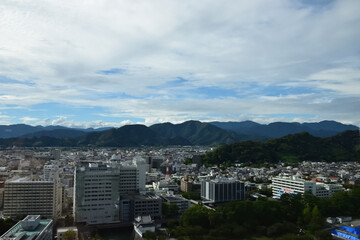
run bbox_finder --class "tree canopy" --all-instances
[168,186,360,240]
[202,130,360,166]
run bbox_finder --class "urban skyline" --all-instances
[1,0,360,129]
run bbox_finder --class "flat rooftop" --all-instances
[0,218,52,240]
[7,177,52,183]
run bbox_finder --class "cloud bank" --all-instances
[0,0,359,128]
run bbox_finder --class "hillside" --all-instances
[77,124,191,147]
[0,120,358,148]
[201,130,360,165]
[210,120,358,138]
[21,129,88,138]
[150,120,241,145]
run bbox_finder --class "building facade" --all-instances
[180,179,193,192]
[159,194,190,213]
[201,179,245,203]
[73,160,147,225]
[119,194,162,222]
[4,177,62,220]
[272,175,344,199]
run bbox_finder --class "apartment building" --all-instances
[4,176,62,220]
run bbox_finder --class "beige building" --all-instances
[3,176,62,220]
[180,179,193,192]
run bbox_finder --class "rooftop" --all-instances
[0,216,52,240]
[6,177,52,183]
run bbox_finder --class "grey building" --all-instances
[73,160,148,225]
[201,179,245,203]
[119,194,162,222]
[159,194,190,213]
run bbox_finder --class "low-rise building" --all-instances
[120,194,162,222]
[133,215,155,238]
[0,215,53,240]
[159,194,190,213]
[272,175,344,199]
[153,181,179,192]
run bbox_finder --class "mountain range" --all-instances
[202,130,360,164]
[210,120,359,138]
[0,120,358,147]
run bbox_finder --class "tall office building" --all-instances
[73,163,121,224]
[201,178,245,203]
[4,176,62,220]
[272,175,344,199]
[73,159,147,225]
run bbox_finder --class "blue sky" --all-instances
[0,0,360,128]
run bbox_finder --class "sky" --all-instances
[0,0,360,128]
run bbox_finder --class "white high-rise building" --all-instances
[4,176,62,220]
[73,158,147,225]
[272,175,344,199]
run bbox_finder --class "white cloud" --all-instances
[0,0,359,127]
[41,116,131,129]
[20,117,39,123]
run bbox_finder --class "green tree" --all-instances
[63,230,76,240]
[314,230,332,240]
[280,193,304,223]
[308,205,323,232]
[302,204,312,226]
[162,202,179,218]
[180,205,211,229]
[143,231,156,240]
[184,158,192,165]
[181,191,201,200]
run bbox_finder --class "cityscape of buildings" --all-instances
[0,147,359,239]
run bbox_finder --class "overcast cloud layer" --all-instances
[1,0,360,128]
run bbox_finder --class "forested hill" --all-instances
[201,130,360,165]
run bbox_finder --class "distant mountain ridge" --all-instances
[209,120,359,138]
[0,120,358,147]
[202,130,360,165]
[0,124,113,139]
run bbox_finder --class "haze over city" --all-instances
[1,0,360,128]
